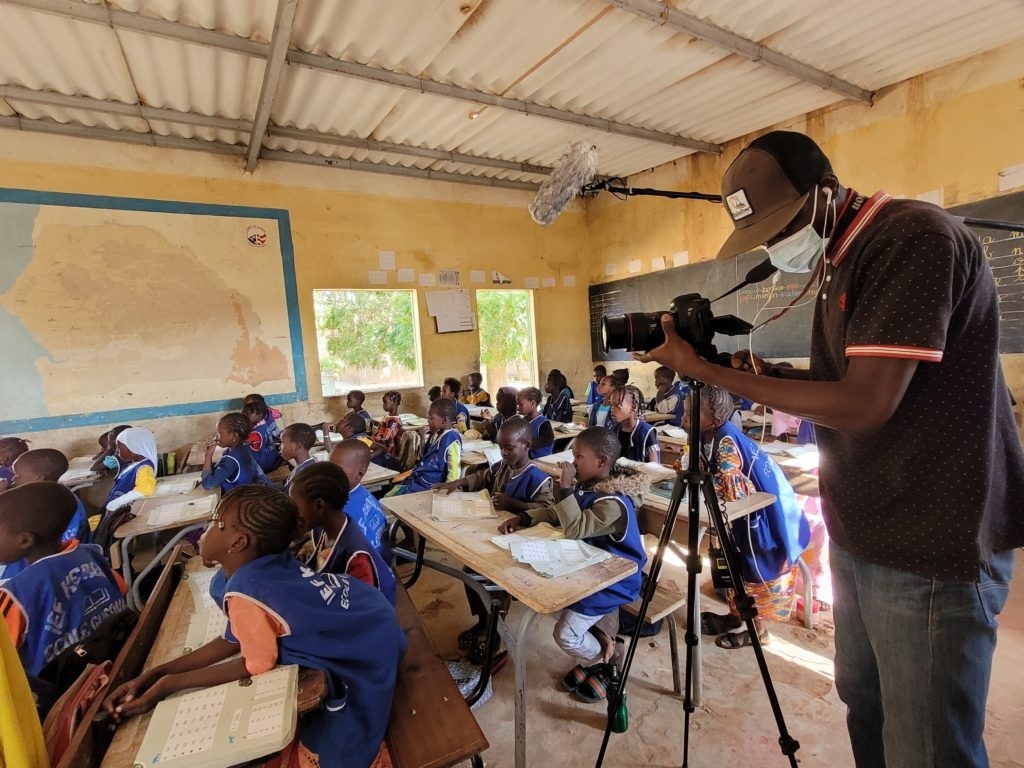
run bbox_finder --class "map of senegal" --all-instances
[0,199,297,425]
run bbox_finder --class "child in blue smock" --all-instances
[501,427,647,704]
[542,371,574,423]
[202,412,271,493]
[1,483,127,713]
[243,400,282,473]
[688,386,810,650]
[345,390,373,434]
[329,440,390,560]
[388,399,462,495]
[609,386,660,463]
[442,377,472,432]
[587,375,617,428]
[289,462,396,606]
[243,393,284,440]
[280,423,317,496]
[517,387,555,458]
[584,365,607,405]
[648,366,689,427]
[103,485,405,768]
[103,427,158,513]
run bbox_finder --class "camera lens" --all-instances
[601,313,665,352]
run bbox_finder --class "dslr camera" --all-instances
[601,293,752,364]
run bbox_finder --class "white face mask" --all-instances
[765,185,834,273]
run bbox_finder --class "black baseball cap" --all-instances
[716,131,832,260]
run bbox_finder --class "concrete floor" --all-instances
[406,548,1024,768]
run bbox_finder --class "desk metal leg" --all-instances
[796,558,814,629]
[129,523,205,609]
[121,536,136,610]
[500,608,536,768]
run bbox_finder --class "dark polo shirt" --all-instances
[810,190,1024,581]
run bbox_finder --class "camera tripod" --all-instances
[595,379,800,768]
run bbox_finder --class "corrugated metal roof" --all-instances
[0,0,1022,190]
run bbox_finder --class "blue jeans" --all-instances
[831,543,1014,768]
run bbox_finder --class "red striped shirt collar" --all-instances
[826,190,893,267]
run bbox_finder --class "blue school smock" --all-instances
[219,553,406,768]
[542,389,573,423]
[587,402,614,428]
[407,429,461,492]
[283,457,317,497]
[501,463,552,502]
[584,381,600,405]
[343,484,389,561]
[796,420,817,445]
[102,459,155,509]
[306,520,397,606]
[527,415,553,459]
[202,445,269,493]
[649,381,689,427]
[0,542,126,677]
[609,420,660,462]
[247,419,281,473]
[710,420,810,582]
[569,487,646,617]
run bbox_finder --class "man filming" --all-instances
[636,130,1024,768]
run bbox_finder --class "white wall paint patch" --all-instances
[524,277,539,289]
[628,259,641,274]
[673,251,689,267]
[470,270,486,284]
[562,275,576,287]
[541,277,556,288]
[378,250,396,270]
[604,264,617,277]
[652,256,666,271]
[368,270,388,285]
[397,268,415,283]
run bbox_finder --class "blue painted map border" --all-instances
[0,187,307,433]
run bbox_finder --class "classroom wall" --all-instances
[0,132,594,457]
[585,39,1024,413]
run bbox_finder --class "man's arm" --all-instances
[637,316,918,437]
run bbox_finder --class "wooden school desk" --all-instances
[101,556,326,768]
[115,487,220,609]
[382,491,637,768]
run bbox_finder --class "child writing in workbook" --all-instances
[243,399,282,474]
[0,451,93,581]
[202,412,271,493]
[648,366,689,427]
[280,423,317,496]
[542,371,575,423]
[1,483,128,713]
[103,427,158,513]
[499,427,646,703]
[588,375,618,428]
[435,416,555,656]
[517,387,555,459]
[330,440,390,560]
[459,372,492,407]
[388,399,462,494]
[584,365,606,405]
[442,377,472,431]
[370,391,403,470]
[609,385,660,463]
[103,485,406,768]
[0,438,30,491]
[289,462,397,606]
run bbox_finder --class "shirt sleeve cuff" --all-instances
[845,344,943,362]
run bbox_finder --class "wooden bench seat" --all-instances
[387,583,488,768]
[622,583,685,696]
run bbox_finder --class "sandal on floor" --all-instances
[561,664,589,693]
[700,611,741,636]
[715,627,770,650]
[573,664,612,703]
[458,626,483,651]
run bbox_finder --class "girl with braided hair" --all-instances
[104,485,406,768]
[608,385,660,463]
[201,412,271,493]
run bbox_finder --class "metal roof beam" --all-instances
[0,115,540,192]
[6,0,722,153]
[0,84,549,175]
[268,125,551,176]
[246,0,297,172]
[602,0,873,104]
[0,84,252,131]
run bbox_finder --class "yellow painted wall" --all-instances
[0,133,593,457]
[585,40,1024,410]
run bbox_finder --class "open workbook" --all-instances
[431,490,496,521]
[134,664,298,768]
[183,567,228,654]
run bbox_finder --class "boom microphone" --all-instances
[710,257,778,303]
[529,142,599,225]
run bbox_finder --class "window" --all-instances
[476,289,538,391]
[313,289,423,396]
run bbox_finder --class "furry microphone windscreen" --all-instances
[528,142,599,225]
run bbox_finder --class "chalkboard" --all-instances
[949,191,1024,354]
[589,251,815,361]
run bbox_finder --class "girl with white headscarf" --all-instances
[103,427,158,512]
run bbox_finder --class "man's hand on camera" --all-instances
[632,314,707,378]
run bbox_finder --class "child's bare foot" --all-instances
[593,626,615,664]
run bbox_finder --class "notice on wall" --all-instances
[563,275,577,287]
[368,271,388,285]
[524,277,539,289]
[492,270,511,285]
[470,270,486,284]
[397,268,415,283]
[419,273,436,287]
[378,250,396,270]
[541,277,556,288]
[425,289,475,333]
[439,269,461,287]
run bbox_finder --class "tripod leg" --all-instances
[668,614,681,695]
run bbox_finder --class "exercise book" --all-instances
[133,664,298,768]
